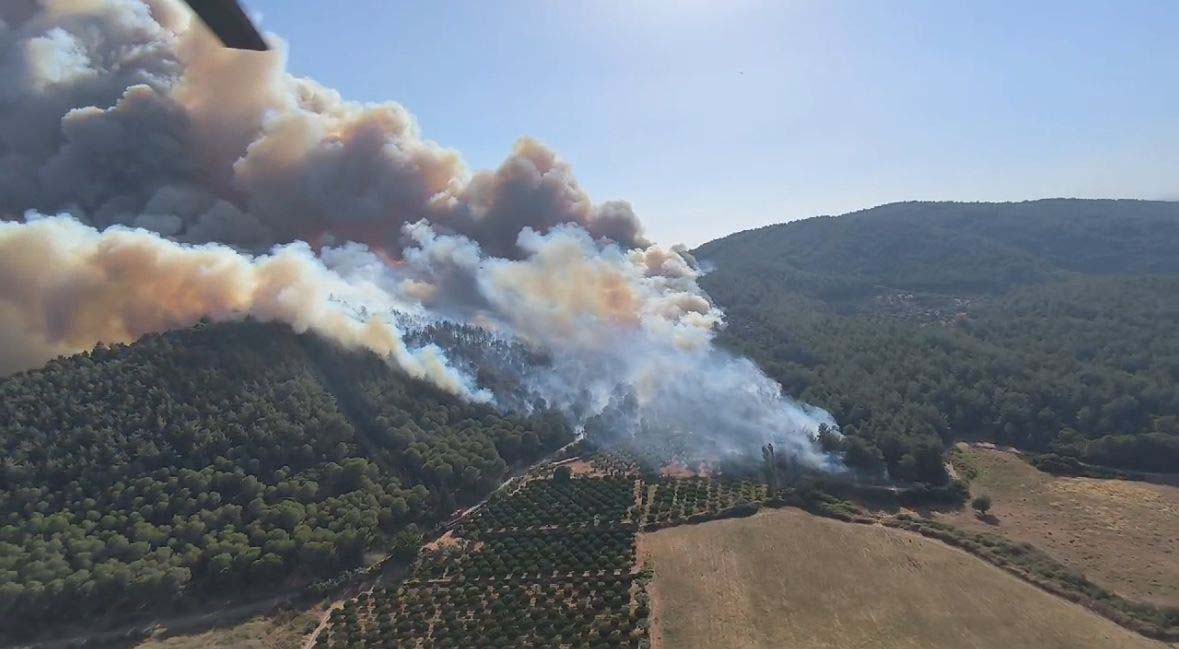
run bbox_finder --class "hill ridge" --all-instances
[692,199,1179,484]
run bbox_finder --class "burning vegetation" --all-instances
[0,0,838,469]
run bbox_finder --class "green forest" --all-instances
[0,322,571,637]
[696,199,1179,483]
[4,198,1178,639]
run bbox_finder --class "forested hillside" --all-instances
[0,322,570,639]
[696,199,1179,482]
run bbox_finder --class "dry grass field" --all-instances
[640,508,1171,649]
[133,610,318,649]
[942,444,1179,607]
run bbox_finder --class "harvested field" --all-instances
[640,508,1169,649]
[943,444,1179,607]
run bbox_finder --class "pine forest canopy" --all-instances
[0,321,571,638]
[695,199,1179,482]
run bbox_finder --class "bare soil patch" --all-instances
[562,458,598,476]
[134,610,319,649]
[659,461,715,478]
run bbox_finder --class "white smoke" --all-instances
[392,223,840,467]
[0,0,838,467]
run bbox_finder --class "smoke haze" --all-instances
[0,0,838,467]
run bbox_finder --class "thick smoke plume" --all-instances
[0,0,645,255]
[0,0,838,467]
[0,215,488,400]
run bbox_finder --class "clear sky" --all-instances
[241,0,1179,248]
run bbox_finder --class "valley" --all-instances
[2,0,1177,645]
[4,200,1179,647]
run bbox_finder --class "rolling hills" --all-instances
[696,199,1179,299]
[4,198,1179,645]
[695,199,1179,480]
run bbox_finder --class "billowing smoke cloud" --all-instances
[391,224,838,466]
[0,214,489,400]
[0,0,837,467]
[0,0,645,255]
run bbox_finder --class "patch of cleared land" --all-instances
[640,508,1169,649]
[943,444,1179,607]
[133,610,319,649]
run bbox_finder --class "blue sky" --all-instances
[242,0,1179,247]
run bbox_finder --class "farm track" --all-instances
[27,445,1173,648]
[6,591,296,649]
[311,447,1178,647]
[301,439,584,648]
[314,454,651,648]
[6,440,577,649]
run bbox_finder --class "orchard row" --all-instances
[318,472,649,648]
[317,457,773,648]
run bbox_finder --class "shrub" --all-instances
[971,494,992,515]
[554,465,573,484]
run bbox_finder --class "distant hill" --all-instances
[695,199,1179,481]
[698,199,1179,300]
[0,321,570,641]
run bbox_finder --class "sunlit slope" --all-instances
[944,445,1179,607]
[640,508,1168,649]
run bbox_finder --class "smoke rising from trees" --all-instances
[0,214,488,399]
[0,0,838,467]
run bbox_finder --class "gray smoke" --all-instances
[0,0,645,255]
[0,0,838,468]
